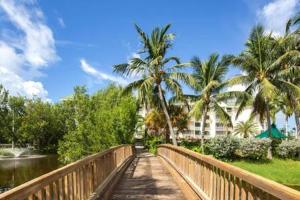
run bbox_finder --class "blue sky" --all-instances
[0,0,299,129]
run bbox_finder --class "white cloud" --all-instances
[258,0,299,35]
[0,67,48,99]
[57,17,65,28]
[80,59,128,86]
[0,0,58,100]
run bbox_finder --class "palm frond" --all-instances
[212,101,232,127]
[113,63,130,75]
[164,78,183,96]
[190,99,206,120]
[260,78,279,100]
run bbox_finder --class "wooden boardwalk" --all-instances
[2,145,300,200]
[111,151,187,200]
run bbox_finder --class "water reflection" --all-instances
[0,155,60,193]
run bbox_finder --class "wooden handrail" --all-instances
[0,145,135,200]
[158,144,300,200]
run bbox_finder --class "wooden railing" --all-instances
[0,145,134,200]
[158,144,300,200]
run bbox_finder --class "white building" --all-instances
[138,85,266,139]
[177,100,265,139]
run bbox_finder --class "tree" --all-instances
[286,13,300,34]
[58,85,138,163]
[144,105,189,142]
[275,30,300,138]
[186,53,238,152]
[7,96,26,147]
[0,85,9,143]
[271,95,293,135]
[19,99,63,152]
[230,25,300,158]
[114,24,189,146]
[233,118,258,138]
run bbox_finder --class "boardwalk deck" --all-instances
[110,151,187,200]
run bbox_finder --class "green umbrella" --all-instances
[255,124,286,139]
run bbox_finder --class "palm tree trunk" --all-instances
[265,102,273,159]
[158,85,177,146]
[200,106,208,153]
[295,111,300,139]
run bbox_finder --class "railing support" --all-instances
[0,145,135,200]
[158,144,300,200]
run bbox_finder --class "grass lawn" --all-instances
[229,158,300,191]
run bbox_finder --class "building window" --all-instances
[195,130,201,135]
[195,122,201,127]
[216,131,225,135]
[204,131,210,135]
[216,123,224,128]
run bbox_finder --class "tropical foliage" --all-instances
[114,24,190,146]
[58,85,138,163]
[0,12,300,164]
[144,105,189,142]
[0,84,138,162]
[233,118,259,138]
[183,53,241,151]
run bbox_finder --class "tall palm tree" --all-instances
[276,29,300,138]
[229,25,300,157]
[233,118,258,138]
[114,24,189,146]
[286,13,300,34]
[185,53,240,152]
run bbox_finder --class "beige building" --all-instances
[177,101,265,139]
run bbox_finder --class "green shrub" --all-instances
[205,136,240,160]
[277,140,300,159]
[0,149,14,157]
[180,139,202,153]
[191,146,202,153]
[237,138,271,160]
[145,135,162,154]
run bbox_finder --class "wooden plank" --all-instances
[241,180,247,200]
[45,185,51,200]
[234,177,240,200]
[229,174,235,200]
[53,180,59,200]
[224,172,229,200]
[59,178,64,200]
[111,151,188,200]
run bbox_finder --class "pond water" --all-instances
[0,155,61,193]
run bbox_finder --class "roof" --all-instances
[255,124,286,139]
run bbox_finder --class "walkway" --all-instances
[111,151,186,200]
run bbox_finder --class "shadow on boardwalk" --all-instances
[110,150,186,200]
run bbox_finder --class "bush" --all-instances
[205,136,240,160]
[0,149,14,157]
[277,140,300,159]
[144,135,162,154]
[237,138,271,160]
[180,139,202,153]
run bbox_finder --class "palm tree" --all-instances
[286,12,300,34]
[144,105,189,142]
[233,118,258,138]
[276,29,300,138]
[114,24,189,146]
[229,25,300,158]
[185,53,240,152]
[271,95,293,135]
